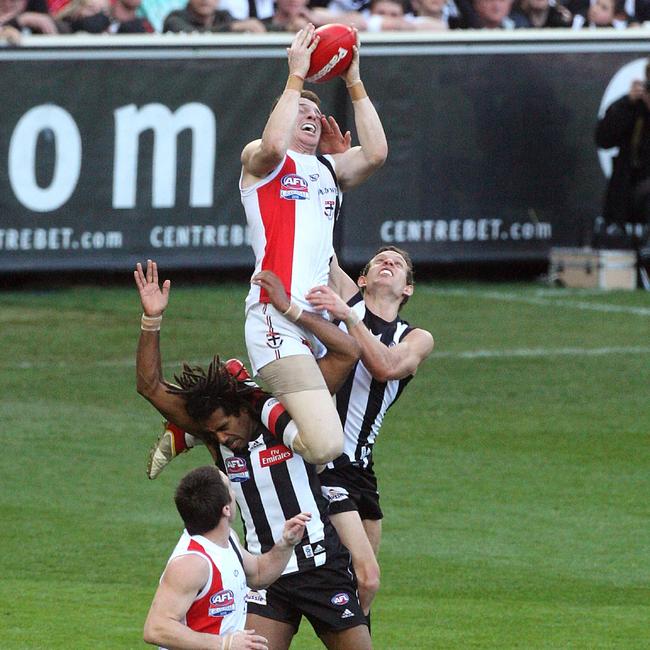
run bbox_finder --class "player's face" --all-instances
[361,251,413,298]
[293,99,323,152]
[218,470,238,523]
[206,407,256,453]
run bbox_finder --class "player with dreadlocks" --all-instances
[135,260,373,650]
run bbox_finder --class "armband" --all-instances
[286,73,305,92]
[346,81,367,102]
[141,313,162,331]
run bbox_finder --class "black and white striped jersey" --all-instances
[214,427,338,576]
[331,292,414,471]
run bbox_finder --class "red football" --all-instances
[306,24,356,84]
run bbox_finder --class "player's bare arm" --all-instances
[135,260,209,436]
[237,513,311,589]
[330,34,388,192]
[328,253,359,303]
[306,284,434,381]
[252,270,360,393]
[241,25,319,186]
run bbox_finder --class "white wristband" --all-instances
[141,313,162,331]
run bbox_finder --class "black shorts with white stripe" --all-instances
[318,463,383,521]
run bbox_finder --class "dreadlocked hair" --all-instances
[165,356,258,423]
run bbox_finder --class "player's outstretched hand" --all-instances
[305,285,351,321]
[282,512,312,546]
[319,115,352,155]
[286,23,318,80]
[134,259,170,317]
[251,271,291,313]
[230,629,269,650]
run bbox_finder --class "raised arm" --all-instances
[306,284,434,382]
[241,25,319,184]
[238,513,311,589]
[330,35,388,192]
[134,260,207,436]
[252,270,360,393]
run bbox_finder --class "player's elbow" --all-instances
[143,618,163,646]
[298,437,343,466]
[261,139,287,167]
[136,373,156,399]
[358,563,381,600]
[366,142,388,170]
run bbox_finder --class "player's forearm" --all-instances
[298,311,360,365]
[350,95,388,170]
[144,616,228,649]
[259,80,302,160]
[348,323,396,381]
[248,541,294,588]
[136,330,165,398]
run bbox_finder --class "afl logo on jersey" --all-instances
[225,456,250,482]
[209,589,236,617]
[330,593,350,606]
[280,174,309,200]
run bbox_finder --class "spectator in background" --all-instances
[623,0,650,22]
[410,0,461,28]
[56,0,110,31]
[571,0,624,25]
[571,0,627,29]
[458,0,515,26]
[510,0,572,26]
[56,0,151,30]
[1,0,59,32]
[262,0,311,31]
[109,0,153,30]
[595,63,650,244]
[163,0,265,31]
[219,0,273,21]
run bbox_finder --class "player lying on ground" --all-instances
[144,465,310,650]
[135,260,372,650]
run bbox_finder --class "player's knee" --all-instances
[293,432,343,465]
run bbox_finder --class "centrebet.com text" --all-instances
[380,218,553,244]
[0,227,123,251]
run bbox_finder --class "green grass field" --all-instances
[1,279,649,649]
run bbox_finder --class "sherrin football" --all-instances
[306,24,356,84]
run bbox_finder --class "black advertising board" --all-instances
[1,32,648,272]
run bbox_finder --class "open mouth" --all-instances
[301,123,317,134]
[379,269,393,277]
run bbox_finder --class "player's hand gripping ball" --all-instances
[306,24,355,84]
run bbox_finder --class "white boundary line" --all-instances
[4,345,650,369]
[431,288,650,317]
[435,346,650,359]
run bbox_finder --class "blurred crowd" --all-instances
[2,0,650,43]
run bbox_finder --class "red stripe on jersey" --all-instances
[256,157,297,303]
[185,539,224,635]
[267,402,286,435]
